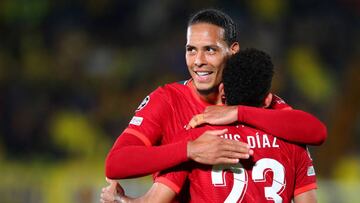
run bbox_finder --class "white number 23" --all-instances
[211,158,285,203]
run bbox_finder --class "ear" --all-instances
[219,83,225,95]
[230,42,240,54]
[263,93,273,108]
[219,83,226,104]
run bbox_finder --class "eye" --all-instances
[186,47,196,55]
[206,47,217,54]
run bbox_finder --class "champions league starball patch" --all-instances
[136,96,150,112]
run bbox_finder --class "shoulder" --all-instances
[148,81,183,96]
[135,82,182,111]
[153,80,192,98]
[151,80,188,93]
[142,80,190,104]
[162,80,190,91]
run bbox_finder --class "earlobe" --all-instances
[264,93,273,108]
[230,42,240,54]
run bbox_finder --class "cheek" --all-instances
[209,56,226,70]
[215,61,226,78]
[185,55,193,67]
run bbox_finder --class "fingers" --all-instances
[189,128,255,165]
[217,137,254,159]
[186,114,205,129]
[100,189,115,202]
[221,138,249,151]
[109,181,118,194]
[215,157,241,165]
[106,177,118,193]
[220,142,251,158]
[219,151,250,159]
[213,149,253,165]
[102,177,121,203]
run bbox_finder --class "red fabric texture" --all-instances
[238,105,327,145]
[105,80,326,180]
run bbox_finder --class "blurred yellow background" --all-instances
[0,0,359,202]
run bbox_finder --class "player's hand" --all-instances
[100,178,125,203]
[187,129,253,165]
[186,106,238,129]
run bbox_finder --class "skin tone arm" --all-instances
[186,105,238,129]
[100,179,175,203]
[187,129,253,165]
[294,189,317,203]
[186,105,327,145]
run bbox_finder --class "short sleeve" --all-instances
[294,145,317,196]
[155,163,190,194]
[154,128,208,193]
[126,87,172,145]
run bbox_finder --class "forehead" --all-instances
[186,23,226,46]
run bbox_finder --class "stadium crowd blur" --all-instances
[0,0,359,203]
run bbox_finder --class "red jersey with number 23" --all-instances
[155,125,317,203]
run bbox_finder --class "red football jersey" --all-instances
[125,79,211,146]
[156,125,317,203]
[125,79,211,203]
[106,76,326,180]
[124,80,292,147]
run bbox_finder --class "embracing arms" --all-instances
[106,128,251,179]
[187,105,327,145]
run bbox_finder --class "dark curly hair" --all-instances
[188,8,237,45]
[223,48,274,107]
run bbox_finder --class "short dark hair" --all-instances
[223,48,274,107]
[188,9,237,45]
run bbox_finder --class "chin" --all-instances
[195,84,218,95]
[194,83,212,91]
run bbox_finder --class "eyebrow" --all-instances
[185,44,219,49]
[204,45,218,49]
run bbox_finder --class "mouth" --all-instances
[193,71,214,82]
[195,71,213,76]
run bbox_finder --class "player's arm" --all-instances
[105,88,190,178]
[187,95,327,145]
[237,105,327,145]
[102,165,189,203]
[294,189,317,203]
[106,128,252,179]
[121,183,176,203]
[106,132,188,179]
[106,87,253,179]
[293,145,318,203]
[100,179,176,203]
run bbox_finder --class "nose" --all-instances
[194,51,206,67]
